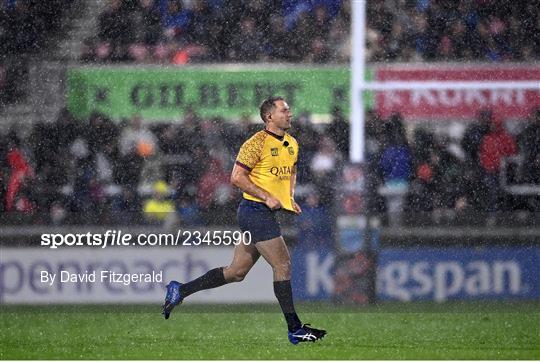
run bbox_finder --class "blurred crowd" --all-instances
[81,0,349,64]
[2,0,538,64]
[364,108,540,226]
[1,106,539,227]
[367,0,539,62]
[82,0,539,64]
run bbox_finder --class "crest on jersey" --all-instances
[271,148,278,156]
[288,147,294,155]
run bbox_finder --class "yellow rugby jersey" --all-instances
[235,129,299,212]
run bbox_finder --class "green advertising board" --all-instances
[67,66,372,121]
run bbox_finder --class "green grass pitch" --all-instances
[1,302,538,359]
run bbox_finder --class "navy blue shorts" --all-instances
[237,199,281,243]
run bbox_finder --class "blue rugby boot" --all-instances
[162,281,183,319]
[288,324,327,344]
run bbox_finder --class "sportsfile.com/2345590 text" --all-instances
[40,230,252,249]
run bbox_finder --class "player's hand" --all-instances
[265,196,282,210]
[292,200,302,214]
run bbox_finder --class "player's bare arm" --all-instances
[230,163,282,210]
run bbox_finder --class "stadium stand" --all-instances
[0,0,539,230]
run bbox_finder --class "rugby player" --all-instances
[162,97,326,344]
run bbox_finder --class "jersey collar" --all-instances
[264,128,285,141]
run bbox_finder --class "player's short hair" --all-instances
[259,96,285,123]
